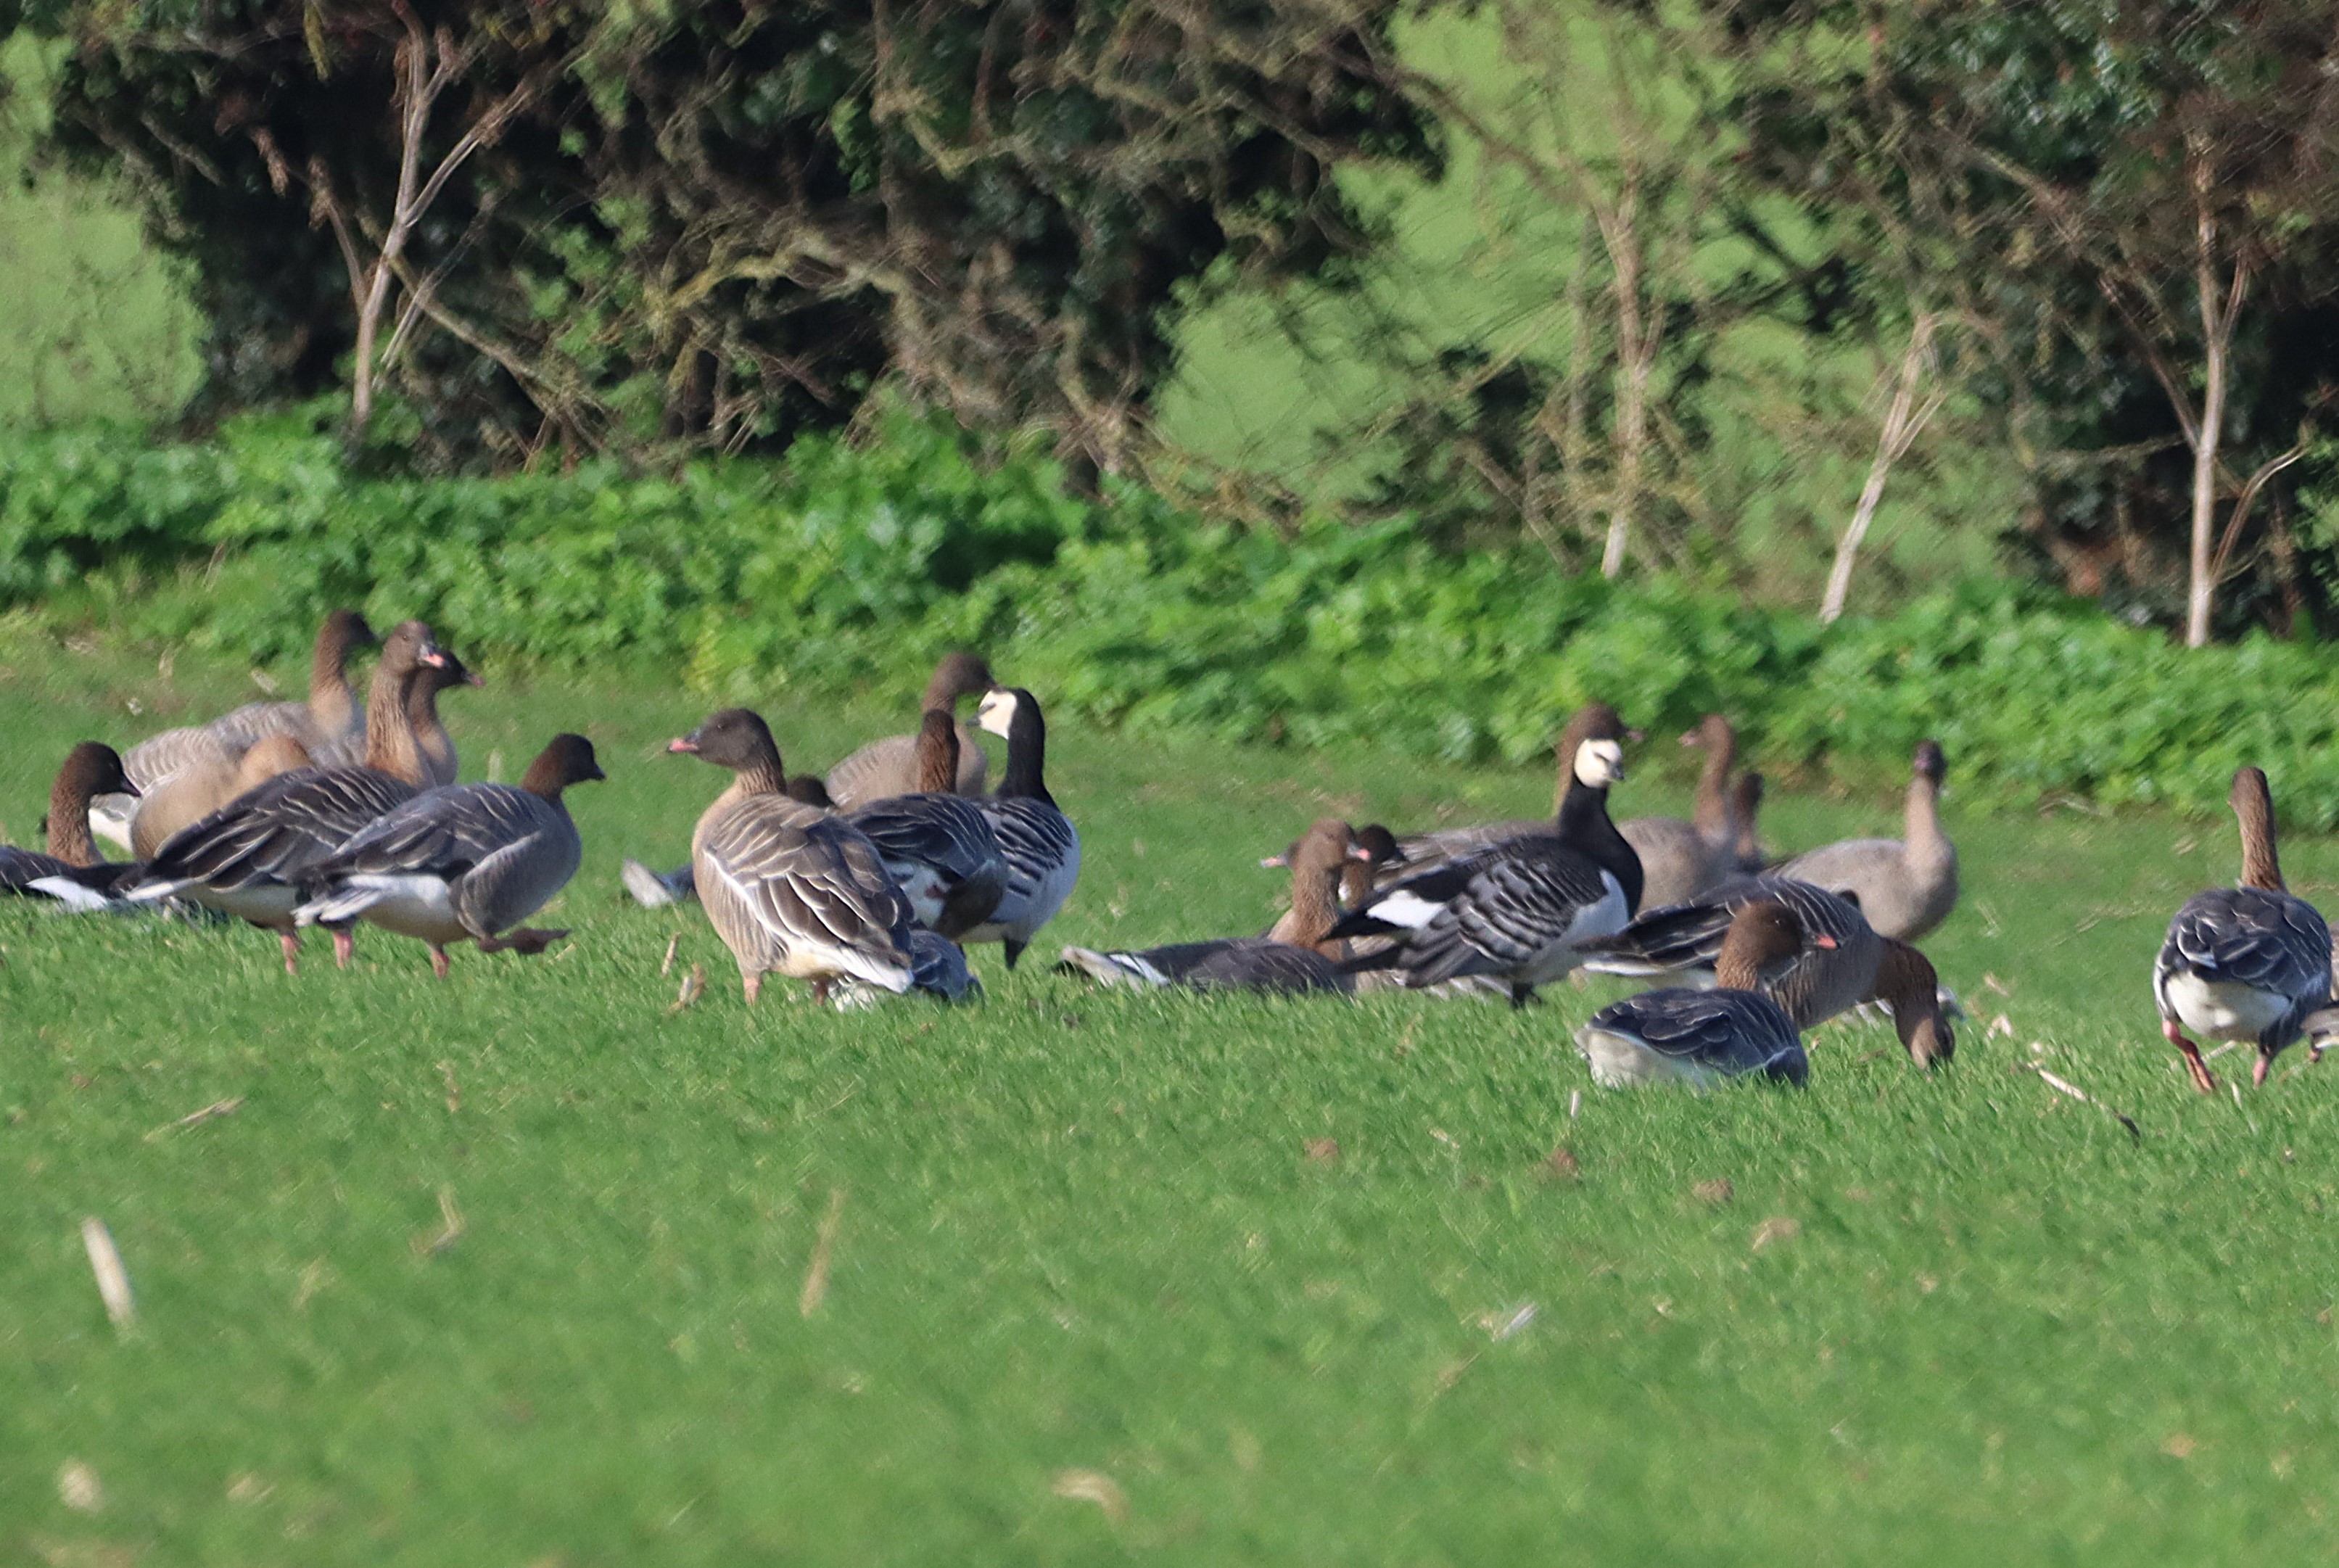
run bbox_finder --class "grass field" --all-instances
[7,627,2339,1564]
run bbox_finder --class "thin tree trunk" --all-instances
[2186,149,2240,650]
[1600,173,1649,579]
[1821,313,1944,624]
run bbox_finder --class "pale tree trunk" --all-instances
[2185,145,2242,649]
[1596,168,1660,579]
[1820,313,1949,623]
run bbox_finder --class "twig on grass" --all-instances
[670,964,706,1013]
[415,1187,465,1257]
[660,932,680,978]
[81,1217,135,1333]
[143,1096,244,1142]
[2018,1061,2141,1140]
[439,1062,461,1115]
[800,1187,847,1318]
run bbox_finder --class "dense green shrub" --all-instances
[9,409,2339,823]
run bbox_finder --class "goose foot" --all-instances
[812,978,833,1007]
[1003,939,1026,971]
[429,946,450,980]
[743,973,763,1007]
[1509,983,1538,1011]
[279,931,301,975]
[331,927,355,969]
[2165,1018,2217,1094]
[2254,1048,2278,1089]
[480,927,568,957]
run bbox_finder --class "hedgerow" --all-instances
[7,407,2339,823]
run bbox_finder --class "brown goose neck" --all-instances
[1692,724,1735,838]
[1873,940,1945,1060]
[361,660,429,786]
[311,622,360,735]
[2235,774,2285,892]
[1905,772,1945,854]
[915,713,958,794]
[46,764,100,867]
[1284,846,1347,949]
[736,755,790,799]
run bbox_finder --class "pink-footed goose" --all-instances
[822,652,994,808]
[3,744,142,906]
[1778,740,1958,940]
[1619,713,1743,909]
[1576,900,1823,1089]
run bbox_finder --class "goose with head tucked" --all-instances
[4,743,143,908]
[1061,817,1361,995]
[1331,705,1641,1007]
[822,651,994,809]
[96,609,377,850]
[959,687,1081,969]
[291,733,603,977]
[1576,899,1822,1089]
[674,708,919,1006]
[123,619,448,972]
[839,709,1009,938]
[2154,766,2337,1093]
[1777,740,1958,940]
[1618,714,1743,909]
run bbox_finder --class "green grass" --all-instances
[6,627,2339,1564]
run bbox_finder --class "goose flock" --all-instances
[3,611,2328,1095]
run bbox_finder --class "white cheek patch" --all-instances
[1372,889,1446,929]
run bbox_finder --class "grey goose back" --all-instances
[1332,706,1643,1007]
[822,651,994,809]
[838,709,1009,938]
[1777,740,1958,940]
[1577,900,1821,1089]
[618,773,828,910]
[2155,766,2337,1093]
[292,734,603,977]
[959,687,1081,969]
[123,620,449,972]
[96,609,377,849]
[1617,714,1744,909]
[3,743,144,909]
[129,734,314,862]
[674,709,920,1006]
[1060,817,1361,995]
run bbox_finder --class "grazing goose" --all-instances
[839,710,1010,938]
[1730,772,1767,874]
[123,621,447,972]
[1060,817,1361,994]
[1576,900,1823,1089]
[3,743,142,907]
[292,734,603,977]
[1778,740,1958,940]
[1582,874,1882,1030]
[96,609,377,849]
[619,771,829,911]
[1619,714,1743,909]
[1332,707,1641,1007]
[673,709,919,1006]
[959,687,1081,968]
[129,734,315,862]
[1869,937,1956,1068]
[823,652,994,808]
[2154,767,2337,1093]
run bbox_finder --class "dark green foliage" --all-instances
[14,412,2339,822]
[24,0,1427,465]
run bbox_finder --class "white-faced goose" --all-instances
[1582,873,1881,1028]
[3,743,143,908]
[291,734,602,977]
[1575,900,1820,1089]
[1378,705,1641,894]
[97,609,377,849]
[839,710,1009,938]
[1730,772,1767,874]
[123,620,448,972]
[673,708,920,1005]
[960,687,1081,968]
[1619,714,1742,909]
[2154,767,2338,1093]
[129,734,315,862]
[822,652,994,809]
[1332,707,1642,1007]
[1060,817,1361,995]
[1778,740,1958,940]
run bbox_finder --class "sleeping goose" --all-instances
[123,620,447,973]
[1580,874,1880,1028]
[1619,714,1742,909]
[96,609,377,849]
[839,709,1009,938]
[1331,706,1641,1007]
[672,708,919,1006]
[823,652,994,808]
[1060,817,1361,994]
[1730,772,1767,874]
[1777,740,1958,939]
[291,733,602,977]
[3,743,142,907]
[2154,766,2337,1093]
[959,687,1081,969]
[1576,900,1824,1089]
[129,734,315,862]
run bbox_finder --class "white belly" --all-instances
[349,875,469,945]
[202,883,298,929]
[1577,1026,1727,1090]
[2163,973,2291,1041]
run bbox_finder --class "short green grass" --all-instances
[6,629,2339,1564]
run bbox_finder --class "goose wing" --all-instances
[1183,940,1351,995]
[696,797,917,988]
[1341,835,1625,988]
[2,845,80,894]
[2158,887,2331,1004]
[122,724,236,791]
[977,797,1081,930]
[133,766,418,896]
[842,793,1007,931]
[1582,988,1808,1083]
[302,784,578,938]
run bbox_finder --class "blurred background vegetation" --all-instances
[7,0,2339,809]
